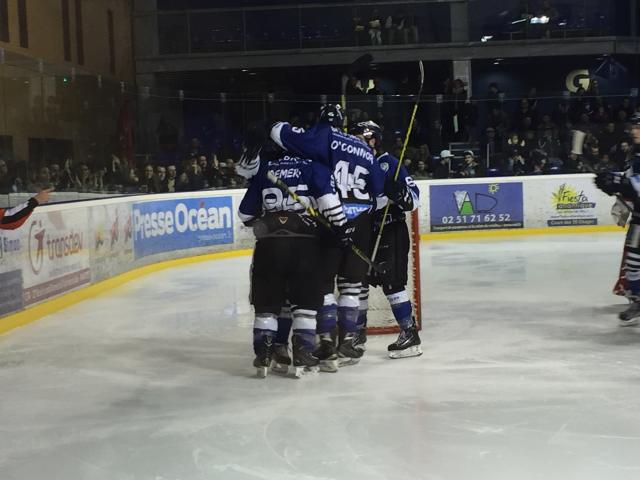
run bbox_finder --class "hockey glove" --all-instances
[384,179,414,211]
[333,221,355,251]
[595,172,636,199]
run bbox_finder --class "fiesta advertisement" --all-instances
[429,182,524,232]
[22,210,91,306]
[545,180,599,226]
[133,197,234,259]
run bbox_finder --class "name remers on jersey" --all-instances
[238,155,346,228]
[271,122,386,220]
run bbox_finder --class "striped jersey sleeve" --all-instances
[0,198,38,230]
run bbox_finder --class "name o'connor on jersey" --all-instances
[330,138,374,163]
[134,202,232,240]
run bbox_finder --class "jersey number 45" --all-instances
[334,160,370,201]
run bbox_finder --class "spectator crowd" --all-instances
[1,80,638,196]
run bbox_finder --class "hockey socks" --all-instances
[276,305,293,345]
[337,280,361,334]
[387,290,414,330]
[292,309,316,352]
[357,286,369,332]
[317,294,338,334]
[253,313,278,354]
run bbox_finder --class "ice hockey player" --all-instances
[238,149,349,378]
[595,112,640,325]
[350,121,422,358]
[270,104,387,369]
[0,188,52,230]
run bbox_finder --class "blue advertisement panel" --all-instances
[133,197,234,259]
[0,270,23,316]
[430,182,524,232]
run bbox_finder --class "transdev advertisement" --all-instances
[22,210,91,306]
[429,182,524,232]
[133,197,234,259]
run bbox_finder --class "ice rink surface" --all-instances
[3,232,640,480]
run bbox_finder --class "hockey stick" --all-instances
[266,171,385,274]
[370,60,424,265]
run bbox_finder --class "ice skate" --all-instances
[315,333,339,373]
[253,334,274,378]
[354,328,367,353]
[271,343,291,375]
[290,337,320,378]
[388,326,422,359]
[338,332,363,367]
[619,301,640,326]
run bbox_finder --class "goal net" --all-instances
[365,210,422,334]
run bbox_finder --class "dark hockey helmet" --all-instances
[319,103,344,127]
[350,120,382,147]
[631,112,640,126]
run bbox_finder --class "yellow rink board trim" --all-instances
[0,249,253,336]
[0,225,625,336]
[420,225,624,241]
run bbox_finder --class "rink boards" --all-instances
[0,174,620,328]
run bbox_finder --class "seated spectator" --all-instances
[368,9,383,45]
[209,156,224,188]
[403,157,415,175]
[531,156,550,175]
[166,164,178,192]
[352,14,367,45]
[612,141,633,170]
[457,150,484,178]
[0,159,11,193]
[584,145,601,167]
[140,164,159,193]
[434,150,454,179]
[413,160,430,179]
[104,155,126,191]
[77,164,93,192]
[599,122,618,154]
[593,154,616,173]
[198,155,211,184]
[176,172,191,192]
[156,166,169,193]
[125,167,140,193]
[511,153,528,176]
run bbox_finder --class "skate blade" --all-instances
[289,365,320,379]
[319,359,339,373]
[618,318,639,327]
[256,366,269,378]
[270,362,290,375]
[337,356,361,367]
[388,345,423,359]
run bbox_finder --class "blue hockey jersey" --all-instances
[271,122,387,220]
[376,152,420,227]
[238,154,346,230]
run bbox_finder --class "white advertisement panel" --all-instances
[89,203,134,282]
[523,175,613,229]
[22,209,91,306]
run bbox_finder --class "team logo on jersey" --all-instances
[278,216,289,225]
[380,162,389,172]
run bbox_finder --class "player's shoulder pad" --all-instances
[329,130,375,164]
[377,152,399,173]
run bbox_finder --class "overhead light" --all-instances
[558,21,567,26]
[481,35,493,42]
[241,69,249,72]
[530,16,549,24]
[511,18,527,25]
